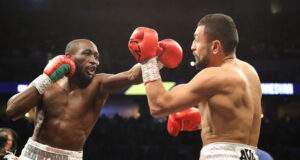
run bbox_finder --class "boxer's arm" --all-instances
[6,86,42,121]
[6,55,74,120]
[146,67,223,117]
[100,63,142,94]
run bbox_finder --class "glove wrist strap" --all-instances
[32,74,53,94]
[141,57,161,84]
[157,60,164,70]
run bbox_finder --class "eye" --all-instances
[83,50,92,55]
[193,37,197,42]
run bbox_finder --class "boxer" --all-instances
[6,39,145,160]
[129,14,262,160]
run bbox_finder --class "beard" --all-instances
[194,45,211,70]
[73,62,95,87]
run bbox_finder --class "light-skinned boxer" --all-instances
[129,13,262,160]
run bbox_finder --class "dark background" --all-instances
[0,0,300,159]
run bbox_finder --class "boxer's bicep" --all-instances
[149,68,224,116]
[164,84,202,112]
[163,75,215,112]
[100,64,142,93]
[99,73,126,94]
[6,85,42,120]
[188,68,223,99]
[146,80,203,117]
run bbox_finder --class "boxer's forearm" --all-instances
[128,63,143,84]
[145,80,171,117]
[6,86,41,120]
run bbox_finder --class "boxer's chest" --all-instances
[42,85,95,118]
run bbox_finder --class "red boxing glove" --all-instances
[158,39,183,68]
[32,55,75,94]
[44,55,76,82]
[128,27,159,62]
[167,108,201,137]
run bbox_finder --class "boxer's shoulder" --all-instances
[94,73,114,83]
[194,67,237,85]
[191,66,246,96]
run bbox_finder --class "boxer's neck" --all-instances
[58,77,87,92]
[208,52,236,67]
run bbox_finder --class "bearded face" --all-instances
[194,44,211,70]
[66,39,99,88]
[191,26,213,70]
[73,61,95,86]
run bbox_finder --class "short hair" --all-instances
[65,39,81,54]
[198,13,239,54]
[65,39,94,54]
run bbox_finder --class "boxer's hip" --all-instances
[19,137,83,160]
[200,142,258,160]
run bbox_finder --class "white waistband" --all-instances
[20,137,83,160]
[200,142,258,160]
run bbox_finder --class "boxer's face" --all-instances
[69,40,100,83]
[191,25,212,70]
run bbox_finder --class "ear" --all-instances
[65,53,71,58]
[211,40,221,55]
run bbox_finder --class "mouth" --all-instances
[193,52,197,58]
[87,66,96,75]
[193,54,198,60]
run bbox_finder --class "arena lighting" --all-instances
[3,82,296,95]
[18,84,29,92]
[125,82,176,95]
[124,82,295,95]
[190,61,195,67]
[261,83,293,95]
[15,83,177,94]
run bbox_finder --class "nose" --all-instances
[191,41,196,52]
[89,56,99,65]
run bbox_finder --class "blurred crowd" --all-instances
[0,128,18,160]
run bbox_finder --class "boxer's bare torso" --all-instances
[144,57,262,148]
[139,24,262,148]
[199,59,261,147]
[32,75,108,151]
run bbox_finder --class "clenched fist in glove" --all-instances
[128,27,159,63]
[128,27,183,84]
[158,39,182,69]
[167,107,201,137]
[32,55,76,94]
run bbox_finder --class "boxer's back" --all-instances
[200,59,262,147]
[32,76,108,151]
